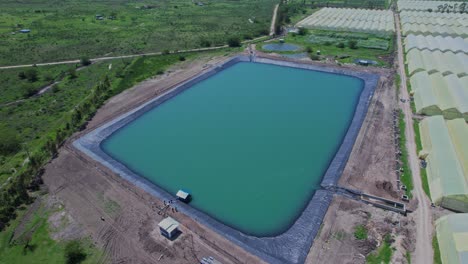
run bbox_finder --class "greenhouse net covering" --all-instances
[411,72,468,120]
[398,0,467,12]
[296,8,394,34]
[420,116,468,212]
[436,213,468,264]
[404,34,468,54]
[405,49,468,77]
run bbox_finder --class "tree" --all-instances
[298,27,308,36]
[199,38,211,47]
[336,42,345,49]
[25,68,38,82]
[0,128,21,155]
[68,68,77,79]
[348,40,358,49]
[227,37,241,47]
[64,240,86,264]
[80,57,91,66]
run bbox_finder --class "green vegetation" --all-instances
[310,0,390,9]
[0,0,276,66]
[406,251,411,264]
[354,225,368,240]
[0,65,73,105]
[433,234,442,264]
[273,30,394,67]
[0,201,101,263]
[395,72,401,93]
[413,120,431,199]
[399,110,414,198]
[0,52,218,230]
[366,234,393,264]
[64,240,86,264]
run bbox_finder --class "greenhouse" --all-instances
[400,16,468,27]
[419,116,468,212]
[402,23,468,38]
[411,72,468,120]
[435,214,468,264]
[398,0,467,11]
[404,34,468,54]
[296,8,394,34]
[406,49,468,77]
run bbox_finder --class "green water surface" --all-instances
[102,62,363,236]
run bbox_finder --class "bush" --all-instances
[348,40,358,49]
[336,42,345,49]
[68,69,77,79]
[354,225,368,240]
[298,27,308,36]
[25,68,38,82]
[162,50,170,55]
[310,54,320,61]
[199,39,211,47]
[64,240,86,264]
[0,127,21,155]
[306,46,313,53]
[178,56,186,61]
[80,57,91,66]
[227,37,241,47]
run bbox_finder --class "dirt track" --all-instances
[395,13,433,264]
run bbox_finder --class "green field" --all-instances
[261,29,394,67]
[0,0,276,66]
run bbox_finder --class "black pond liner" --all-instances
[74,55,379,264]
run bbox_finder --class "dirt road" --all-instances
[270,4,279,36]
[395,13,433,264]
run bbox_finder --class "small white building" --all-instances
[176,189,191,203]
[158,217,179,239]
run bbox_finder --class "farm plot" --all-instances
[296,8,394,34]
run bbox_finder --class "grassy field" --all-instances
[399,110,414,198]
[307,0,390,9]
[0,198,102,264]
[366,234,394,264]
[261,29,394,67]
[433,234,442,264]
[0,0,276,66]
[413,120,431,200]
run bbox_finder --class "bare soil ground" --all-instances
[305,196,415,264]
[43,52,265,264]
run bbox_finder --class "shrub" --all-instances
[336,42,345,49]
[80,57,91,66]
[298,27,308,36]
[306,46,313,53]
[162,50,170,55]
[64,240,86,264]
[178,55,186,61]
[348,40,358,49]
[227,37,241,47]
[354,225,368,240]
[200,39,211,47]
[25,68,38,82]
[68,69,77,79]
[0,127,21,155]
[310,54,320,60]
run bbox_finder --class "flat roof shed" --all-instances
[158,217,179,239]
[176,189,191,203]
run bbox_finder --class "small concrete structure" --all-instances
[176,189,191,203]
[158,217,179,239]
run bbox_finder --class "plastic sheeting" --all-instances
[402,23,468,38]
[405,49,468,77]
[404,34,468,54]
[419,116,468,212]
[411,72,468,120]
[296,8,394,34]
[436,214,468,264]
[398,0,467,11]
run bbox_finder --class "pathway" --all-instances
[270,4,280,36]
[394,12,433,264]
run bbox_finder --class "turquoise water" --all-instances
[102,62,363,236]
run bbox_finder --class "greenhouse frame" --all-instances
[405,49,468,77]
[404,34,468,54]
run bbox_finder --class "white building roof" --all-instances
[158,217,179,233]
